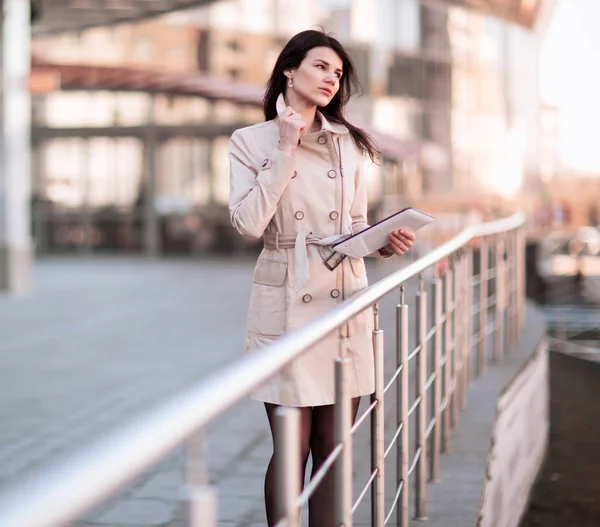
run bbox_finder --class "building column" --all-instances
[143,95,159,257]
[31,138,47,253]
[206,101,216,205]
[0,0,33,293]
[80,138,93,254]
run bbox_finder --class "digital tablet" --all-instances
[332,207,435,258]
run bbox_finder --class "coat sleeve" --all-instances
[349,152,393,259]
[228,130,297,240]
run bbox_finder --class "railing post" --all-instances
[431,277,443,482]
[335,357,353,527]
[515,229,522,340]
[459,253,468,410]
[442,266,453,453]
[451,257,459,429]
[189,487,217,527]
[397,288,409,527]
[478,239,488,375]
[276,407,301,527]
[415,275,428,520]
[506,232,512,349]
[371,304,385,527]
[517,227,526,332]
[506,230,517,350]
[512,229,521,345]
[494,236,505,363]
[464,247,474,395]
[186,431,217,527]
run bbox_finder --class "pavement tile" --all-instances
[91,499,175,526]
[133,470,185,501]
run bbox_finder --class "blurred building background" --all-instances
[25,0,555,256]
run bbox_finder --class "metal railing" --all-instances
[0,213,526,527]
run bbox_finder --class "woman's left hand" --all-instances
[383,228,416,256]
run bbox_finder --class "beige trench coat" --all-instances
[229,94,381,407]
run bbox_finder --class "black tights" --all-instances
[264,398,361,527]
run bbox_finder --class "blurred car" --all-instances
[541,226,600,257]
[574,226,600,255]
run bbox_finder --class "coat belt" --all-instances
[263,230,350,292]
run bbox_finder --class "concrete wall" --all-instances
[411,302,548,527]
[479,339,549,526]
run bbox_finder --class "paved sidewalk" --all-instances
[1,255,424,527]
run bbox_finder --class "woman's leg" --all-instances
[308,397,361,527]
[264,403,313,527]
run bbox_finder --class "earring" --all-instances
[288,79,293,88]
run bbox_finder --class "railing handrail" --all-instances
[0,213,525,527]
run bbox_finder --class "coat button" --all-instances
[295,211,304,220]
[262,159,269,168]
[318,134,327,144]
[327,169,336,179]
[302,294,312,303]
[329,211,339,220]
[292,170,297,178]
[330,289,340,299]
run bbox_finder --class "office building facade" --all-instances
[28,0,551,255]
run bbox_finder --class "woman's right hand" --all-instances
[278,106,306,157]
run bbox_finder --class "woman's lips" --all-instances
[319,87,333,96]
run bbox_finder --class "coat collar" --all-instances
[276,93,349,135]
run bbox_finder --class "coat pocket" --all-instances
[254,258,287,286]
[247,258,288,336]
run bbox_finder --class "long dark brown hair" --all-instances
[263,29,379,162]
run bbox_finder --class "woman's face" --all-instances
[286,46,343,107]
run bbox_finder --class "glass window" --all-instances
[115,93,151,126]
[212,137,231,205]
[87,138,114,207]
[114,138,142,207]
[241,0,272,34]
[188,139,212,206]
[44,139,84,207]
[318,0,351,9]
[44,91,117,127]
[350,0,376,43]
[396,0,420,51]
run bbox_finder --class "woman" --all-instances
[228,29,415,526]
